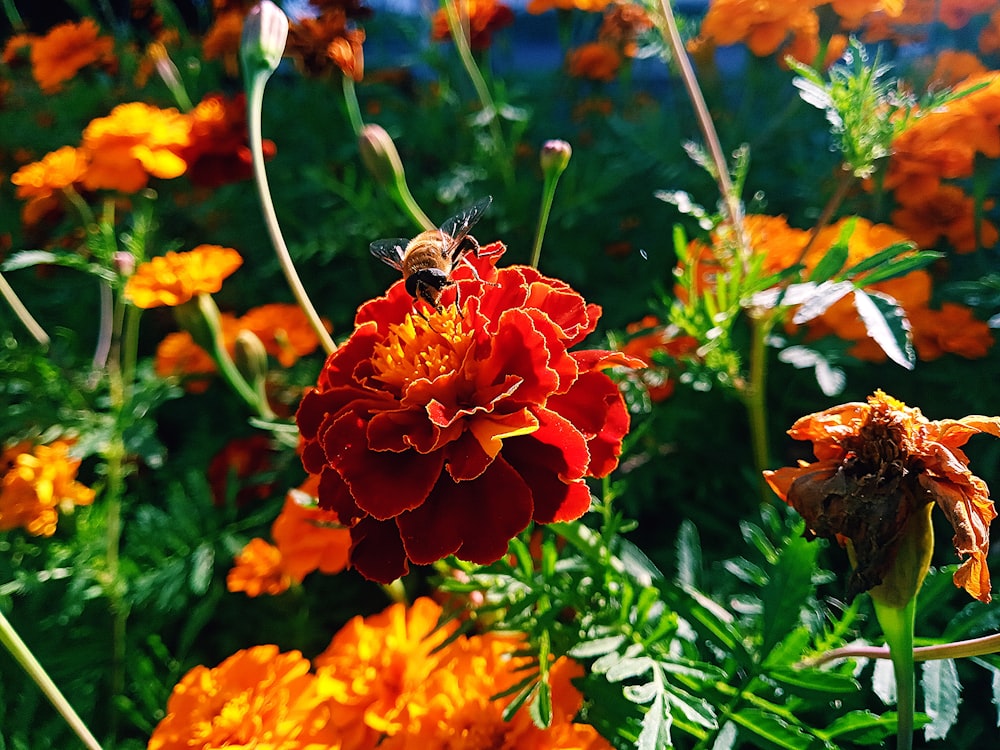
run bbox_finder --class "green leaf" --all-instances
[852,290,914,369]
[921,658,961,741]
[731,708,818,749]
[675,519,702,589]
[791,281,854,324]
[768,666,859,696]
[605,656,655,683]
[529,677,552,729]
[759,533,818,661]
[809,226,852,282]
[189,542,214,595]
[637,691,673,750]
[841,241,915,277]
[853,251,943,285]
[822,710,897,743]
[1,249,116,282]
[569,635,627,660]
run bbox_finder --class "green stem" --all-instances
[246,73,336,356]
[1,0,24,30]
[529,169,563,269]
[441,0,514,188]
[873,597,916,750]
[341,75,365,137]
[806,631,1000,667]
[744,313,772,500]
[0,611,103,750]
[0,271,50,347]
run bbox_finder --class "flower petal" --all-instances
[349,516,410,583]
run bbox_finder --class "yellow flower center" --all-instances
[371,307,474,390]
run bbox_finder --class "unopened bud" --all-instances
[234,329,269,389]
[241,0,289,78]
[114,251,135,277]
[540,139,572,176]
[358,124,406,187]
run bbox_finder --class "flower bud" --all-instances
[358,124,406,187]
[240,0,289,78]
[540,139,572,177]
[234,329,270,390]
[114,251,135,277]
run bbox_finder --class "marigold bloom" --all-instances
[125,245,243,308]
[619,316,699,402]
[891,182,998,254]
[764,390,1000,603]
[155,315,241,392]
[598,2,654,58]
[182,92,275,188]
[981,10,1000,54]
[0,440,95,537]
[828,0,903,29]
[227,537,292,596]
[910,303,995,361]
[699,0,821,57]
[296,244,638,582]
[202,9,244,77]
[10,145,89,225]
[208,434,276,506]
[927,49,987,89]
[238,302,329,367]
[527,0,609,12]
[287,12,365,78]
[272,474,351,581]
[81,102,192,192]
[431,0,514,51]
[566,42,622,82]
[29,18,115,93]
[148,645,339,749]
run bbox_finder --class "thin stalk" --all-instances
[529,169,562,269]
[806,631,1000,667]
[441,0,514,188]
[246,74,336,355]
[341,75,365,137]
[0,611,103,750]
[744,313,772,497]
[93,281,113,370]
[0,271,50,347]
[793,169,855,269]
[656,0,749,266]
[1,0,24,31]
[873,597,916,750]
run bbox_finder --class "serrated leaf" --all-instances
[569,635,626,660]
[624,681,658,705]
[791,280,854,323]
[731,708,816,749]
[854,251,942,285]
[663,686,718,729]
[759,534,818,661]
[852,289,914,369]
[605,656,654,683]
[921,658,961,741]
[1,249,116,282]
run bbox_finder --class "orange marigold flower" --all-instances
[227,537,293,596]
[764,390,1000,603]
[148,645,339,749]
[927,50,987,89]
[527,0,609,12]
[29,18,115,93]
[182,92,275,188]
[313,597,458,748]
[939,0,997,30]
[829,0,903,29]
[202,9,244,77]
[2,33,33,65]
[9,146,89,225]
[910,302,995,361]
[272,474,351,581]
[81,102,192,192]
[125,245,243,308]
[0,440,95,537]
[619,316,699,402]
[296,244,639,583]
[238,302,329,367]
[287,13,366,78]
[431,0,515,51]
[699,0,822,58]
[891,182,998,254]
[566,41,622,82]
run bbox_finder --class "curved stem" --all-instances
[0,271,49,347]
[804,631,1000,667]
[529,169,563,269]
[873,597,916,750]
[341,75,365,137]
[442,0,514,188]
[0,611,103,750]
[246,74,336,355]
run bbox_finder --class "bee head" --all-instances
[406,267,450,303]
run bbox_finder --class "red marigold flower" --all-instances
[296,244,639,582]
[182,92,276,188]
[29,18,115,93]
[430,0,515,51]
[764,390,1000,603]
[125,245,243,308]
[148,645,337,749]
[208,434,276,506]
[566,41,622,82]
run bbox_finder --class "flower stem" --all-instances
[744,313,772,498]
[529,168,563,269]
[0,611,103,750]
[873,597,916,750]
[342,75,365,137]
[805,631,1000,667]
[0,271,50,347]
[441,0,514,188]
[246,73,336,356]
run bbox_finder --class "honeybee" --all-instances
[369,196,493,309]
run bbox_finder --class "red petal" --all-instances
[349,517,410,583]
[548,370,630,478]
[321,409,444,519]
[475,307,563,403]
[317,466,362,526]
[397,459,533,565]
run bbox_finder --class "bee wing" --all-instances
[369,238,408,271]
[439,196,493,251]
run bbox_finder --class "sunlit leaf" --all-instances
[852,289,914,369]
[921,658,961,741]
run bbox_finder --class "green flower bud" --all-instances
[234,329,270,391]
[540,139,572,176]
[358,124,406,187]
[240,0,289,79]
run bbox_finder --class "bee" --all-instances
[369,196,493,309]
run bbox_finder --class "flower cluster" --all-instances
[0,440,95,537]
[296,244,639,582]
[764,390,1000,603]
[148,597,609,749]
[430,0,515,51]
